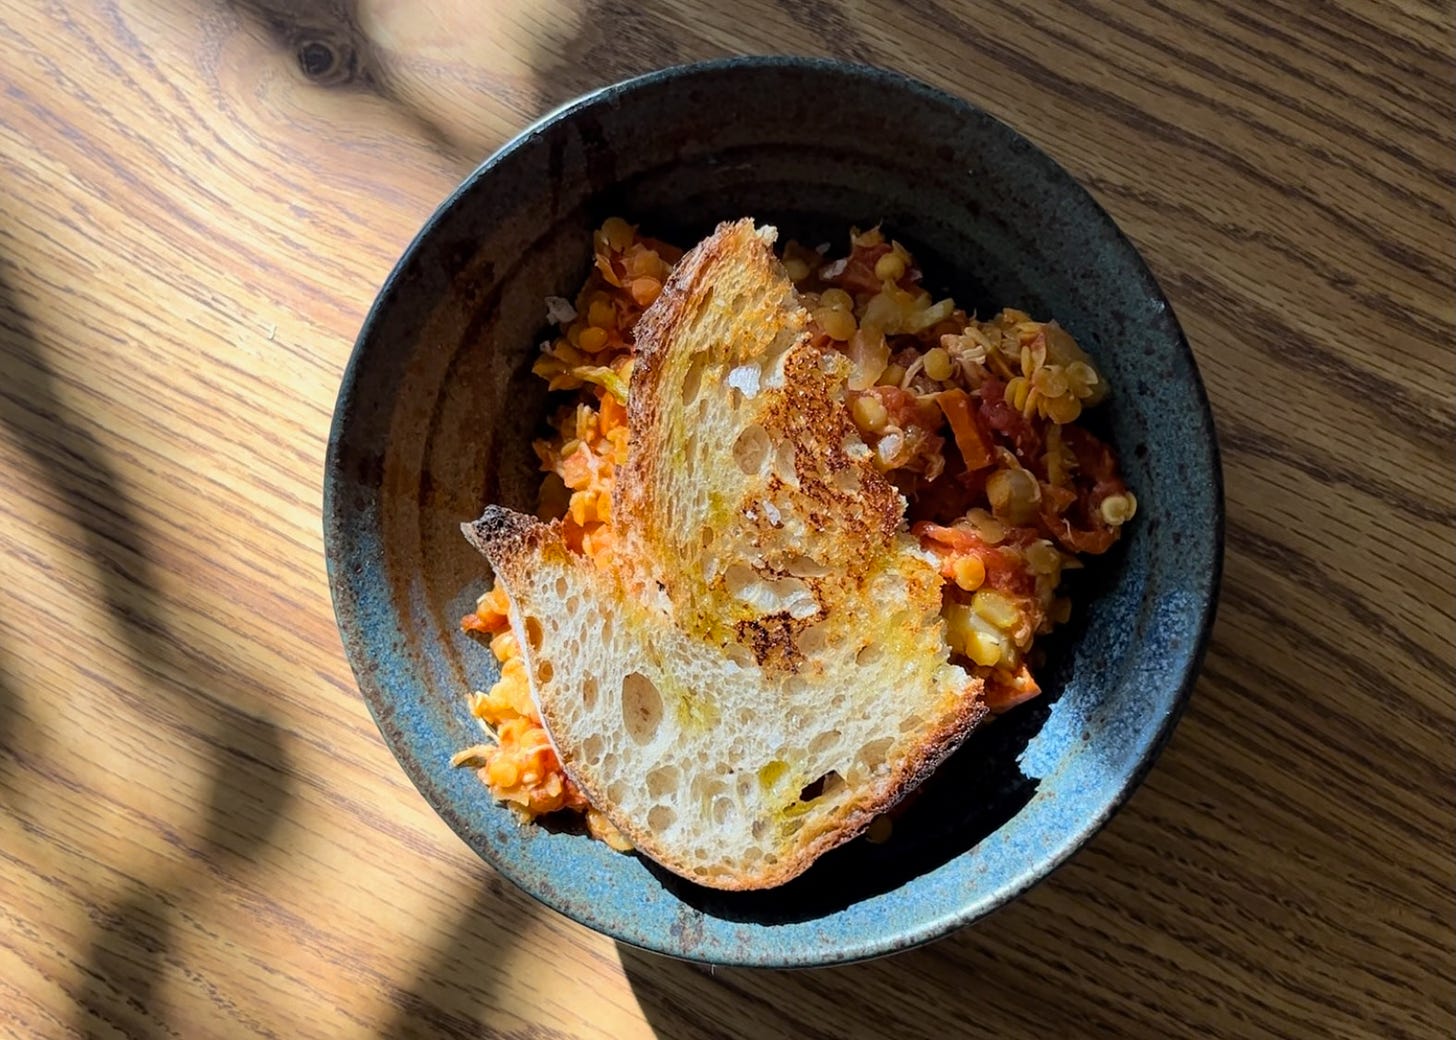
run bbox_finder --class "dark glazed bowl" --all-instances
[324,56,1222,967]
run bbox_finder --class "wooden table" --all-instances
[1,2,1451,1037]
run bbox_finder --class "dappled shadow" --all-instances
[222,0,469,162]
[616,905,1079,1040]
[0,260,294,1035]
[524,0,700,114]
[375,868,548,1040]
[73,887,174,1040]
[0,641,25,813]
[614,872,1123,1040]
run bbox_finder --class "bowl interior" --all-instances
[324,57,1221,966]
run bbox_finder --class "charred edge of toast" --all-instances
[461,505,553,580]
[619,219,774,522]
[626,217,768,407]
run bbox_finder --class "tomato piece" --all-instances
[937,389,995,471]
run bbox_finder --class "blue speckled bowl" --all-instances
[323,57,1222,967]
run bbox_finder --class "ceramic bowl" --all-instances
[323,56,1222,967]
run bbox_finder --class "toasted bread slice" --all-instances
[464,219,985,889]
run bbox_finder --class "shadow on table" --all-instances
[518,0,891,113]
[222,0,704,158]
[218,0,471,162]
[0,265,295,1038]
[615,858,1159,1040]
[522,0,698,113]
[374,869,553,1040]
[0,641,25,812]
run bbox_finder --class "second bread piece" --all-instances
[465,219,986,889]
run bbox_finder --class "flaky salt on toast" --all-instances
[464,219,986,890]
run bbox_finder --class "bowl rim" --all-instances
[323,53,1225,968]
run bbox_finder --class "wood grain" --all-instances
[0,1,1451,1037]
